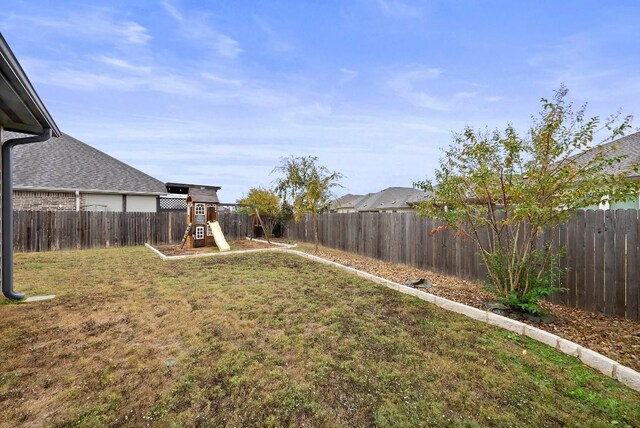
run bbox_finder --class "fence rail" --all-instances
[286,210,640,321]
[12,210,252,252]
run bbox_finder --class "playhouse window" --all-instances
[195,203,205,216]
[195,226,205,240]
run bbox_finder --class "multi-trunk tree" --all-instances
[416,87,640,314]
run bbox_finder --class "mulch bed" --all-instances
[155,239,274,256]
[302,245,640,372]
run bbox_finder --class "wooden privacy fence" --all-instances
[12,210,252,252]
[286,210,640,321]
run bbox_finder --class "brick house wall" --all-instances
[13,191,83,211]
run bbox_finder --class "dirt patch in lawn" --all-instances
[295,244,640,373]
[155,239,274,256]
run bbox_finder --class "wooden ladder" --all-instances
[180,223,192,249]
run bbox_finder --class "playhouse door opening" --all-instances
[207,205,217,222]
[194,225,205,248]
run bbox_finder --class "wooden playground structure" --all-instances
[166,183,270,251]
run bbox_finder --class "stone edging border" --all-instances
[286,249,640,393]
[144,242,295,261]
[143,242,640,393]
[245,237,297,248]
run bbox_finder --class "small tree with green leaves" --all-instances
[237,187,280,242]
[273,156,343,250]
[415,87,640,314]
[273,200,294,237]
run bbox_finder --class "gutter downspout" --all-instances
[75,190,80,211]
[2,128,52,299]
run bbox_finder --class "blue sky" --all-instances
[3,1,640,201]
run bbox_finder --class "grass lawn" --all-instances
[1,247,639,427]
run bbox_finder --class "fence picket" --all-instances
[630,211,640,321]
[604,211,616,317]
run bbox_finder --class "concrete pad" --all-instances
[487,312,525,335]
[23,295,56,303]
[615,365,640,392]
[556,338,580,357]
[523,325,559,348]
[578,347,618,377]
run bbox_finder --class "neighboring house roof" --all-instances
[334,187,432,212]
[331,193,364,210]
[8,131,167,195]
[405,191,432,206]
[572,131,640,177]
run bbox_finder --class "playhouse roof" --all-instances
[166,182,221,195]
[188,187,219,203]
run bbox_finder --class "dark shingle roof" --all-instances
[573,131,640,177]
[355,187,428,211]
[7,131,166,194]
[335,187,432,212]
[331,193,364,210]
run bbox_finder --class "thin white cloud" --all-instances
[213,35,243,58]
[375,0,422,19]
[527,33,627,102]
[453,91,477,100]
[3,8,151,46]
[484,96,503,102]
[160,1,182,21]
[253,17,294,53]
[30,66,196,95]
[44,68,140,91]
[339,68,359,84]
[201,72,243,87]
[161,1,242,58]
[26,55,299,108]
[116,21,152,45]
[96,56,151,74]
[387,66,449,111]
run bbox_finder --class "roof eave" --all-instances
[14,186,166,196]
[0,33,60,137]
